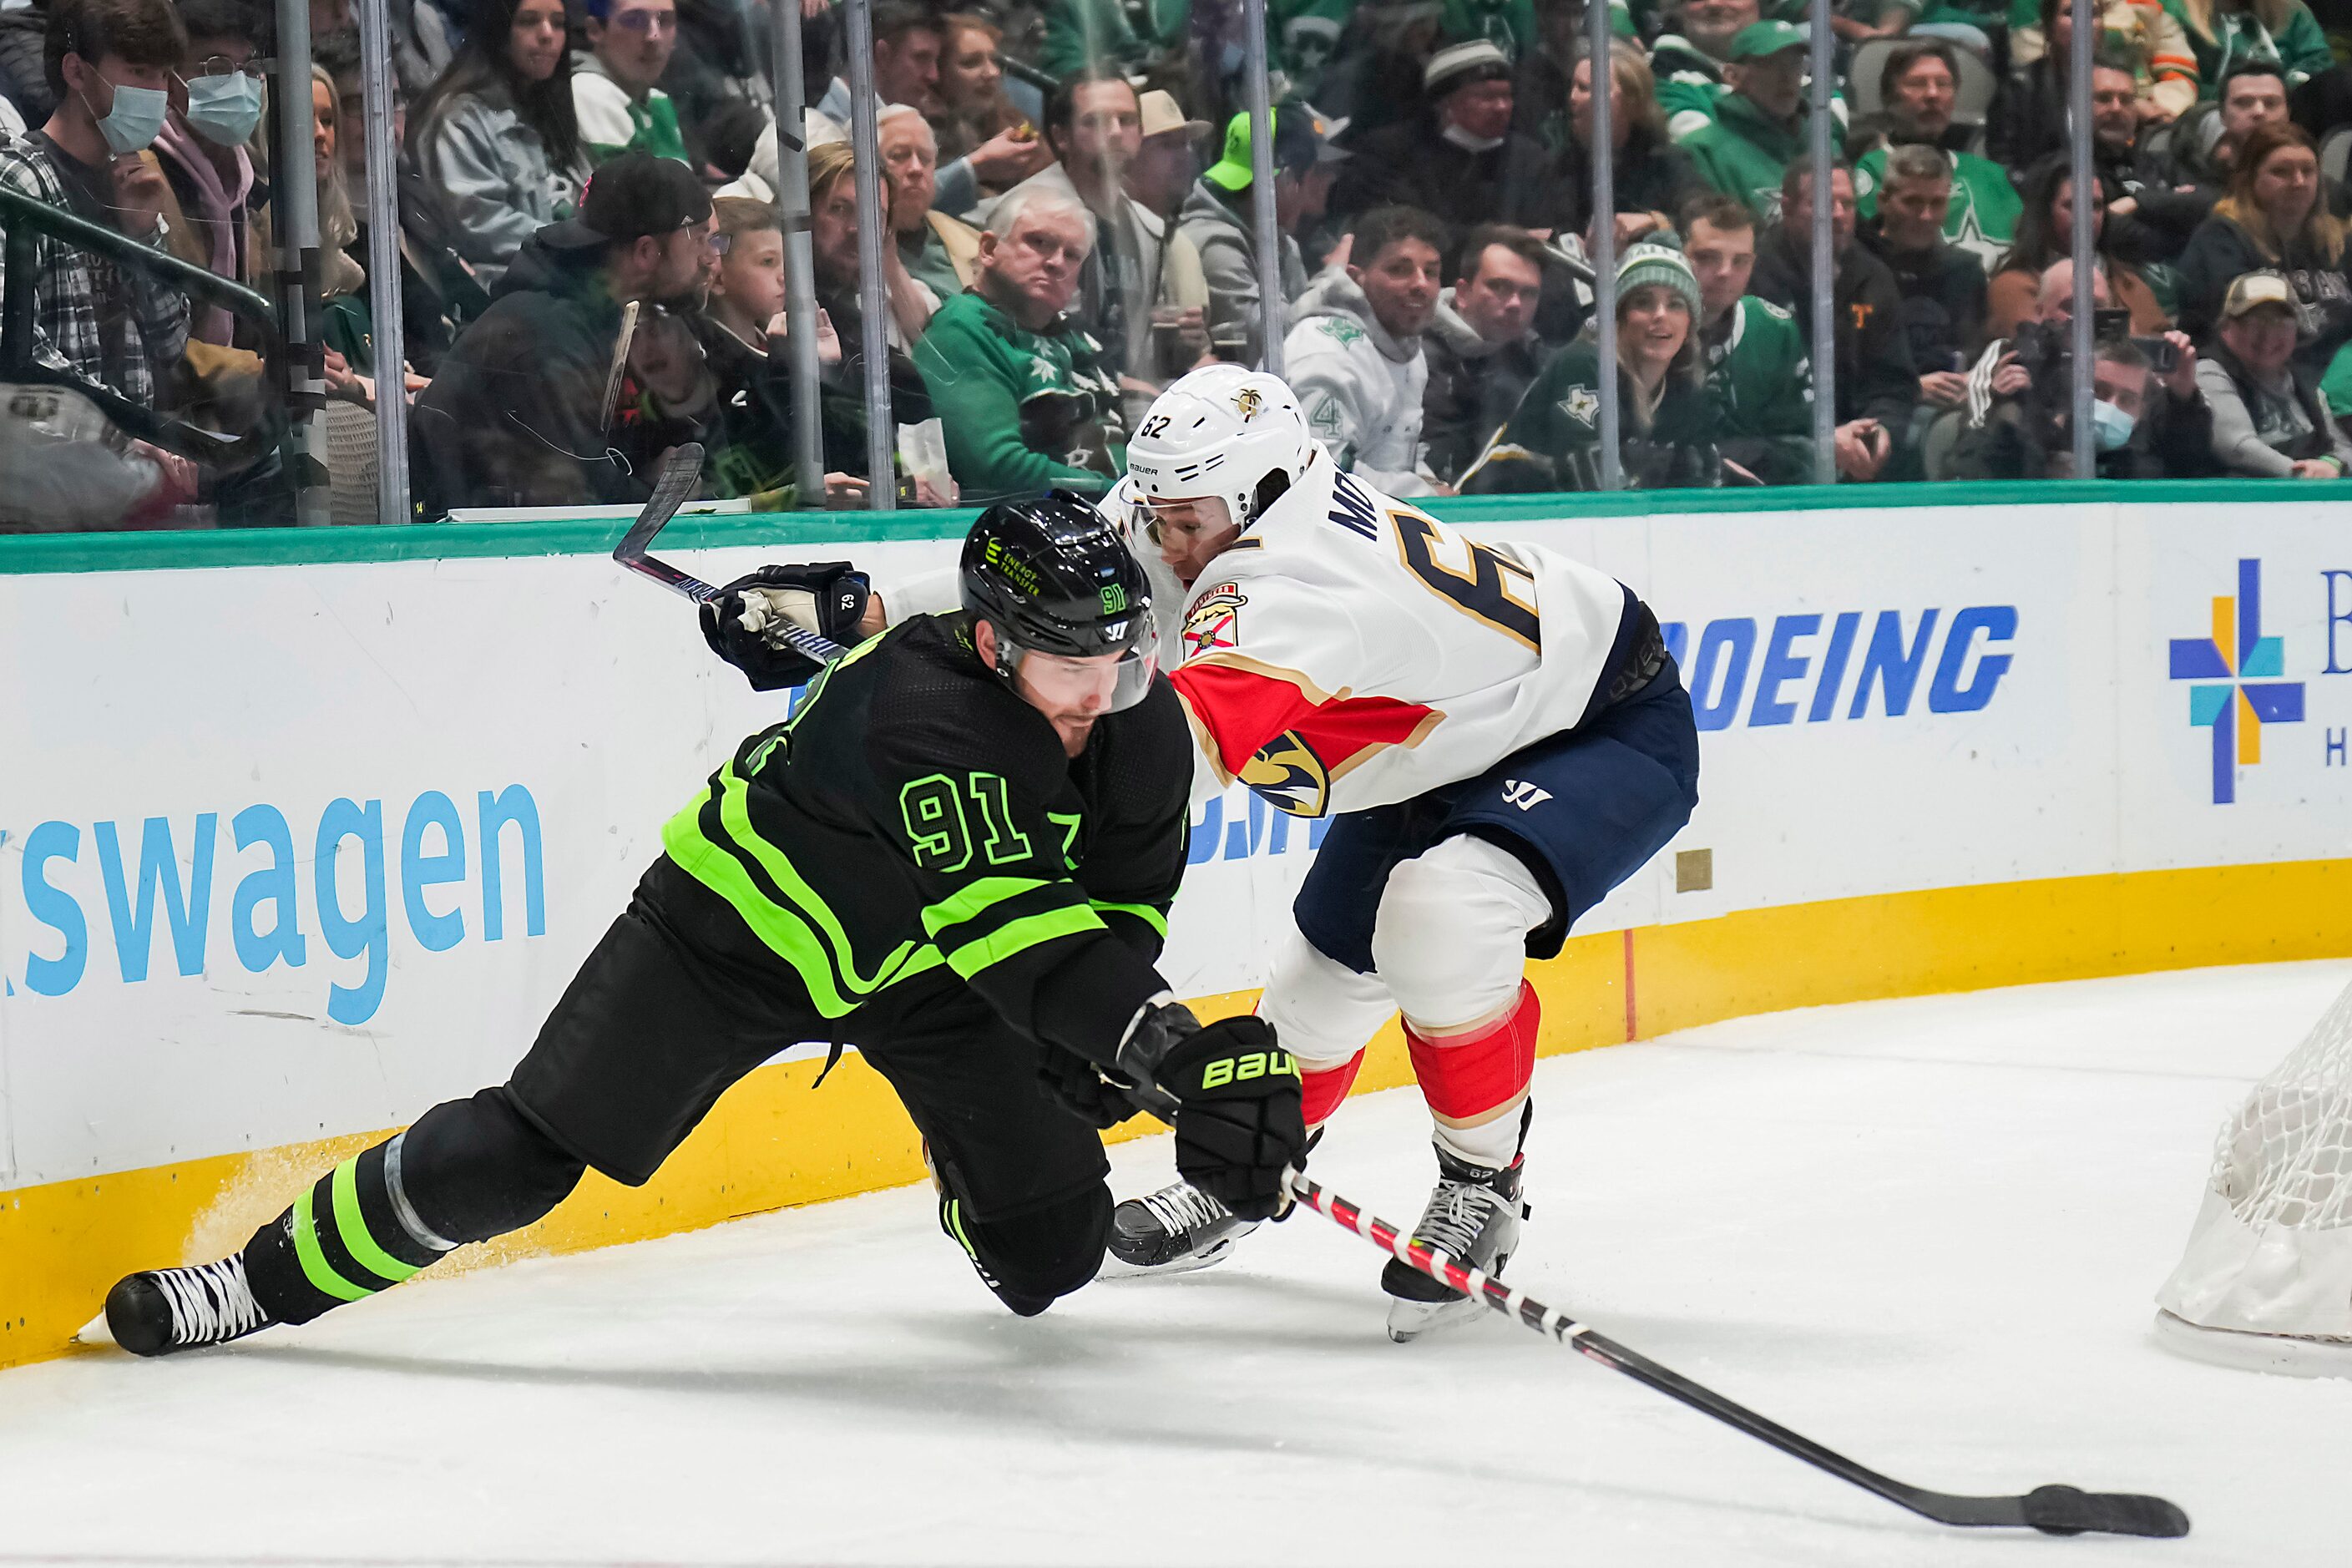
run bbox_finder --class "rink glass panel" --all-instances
[5,0,2147,529]
[3,482,2351,1368]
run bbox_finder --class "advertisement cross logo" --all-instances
[2167,558,2305,804]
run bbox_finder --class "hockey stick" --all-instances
[1284,1171,2191,1540]
[611,441,848,666]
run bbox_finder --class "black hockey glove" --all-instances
[698,561,872,690]
[1035,1043,1138,1130]
[1158,1017,1305,1222]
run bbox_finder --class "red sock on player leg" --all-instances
[1404,981,1539,1127]
[1300,1050,1366,1127]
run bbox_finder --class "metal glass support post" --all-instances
[1,226,36,373]
[771,0,826,502]
[2068,0,2097,476]
[1588,13,1621,489]
[1807,0,1837,485]
[1242,0,1284,375]
[842,0,895,507]
[274,0,328,523]
[355,0,409,525]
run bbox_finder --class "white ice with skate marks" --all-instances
[8,961,2352,1566]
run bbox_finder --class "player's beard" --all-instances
[1048,713,1097,756]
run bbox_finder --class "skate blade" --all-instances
[1385,1292,1488,1343]
[1095,1237,1240,1281]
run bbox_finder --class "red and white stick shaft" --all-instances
[1283,1170,1590,1347]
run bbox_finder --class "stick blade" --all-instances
[2021,1485,2191,1540]
[614,442,706,566]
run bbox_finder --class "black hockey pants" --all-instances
[240,860,1114,1323]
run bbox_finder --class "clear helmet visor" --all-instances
[1131,493,1243,591]
[1000,638,1160,715]
[1133,491,1237,546]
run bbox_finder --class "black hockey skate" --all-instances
[1383,1145,1528,1343]
[101,1257,274,1357]
[1103,1181,1259,1275]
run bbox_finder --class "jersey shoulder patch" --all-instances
[1747,296,1794,325]
[1183,581,1248,656]
[1314,314,1368,346]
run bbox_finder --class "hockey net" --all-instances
[2155,976,2352,1376]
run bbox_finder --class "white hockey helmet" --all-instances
[1125,365,1316,533]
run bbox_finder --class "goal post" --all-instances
[2155,976,2352,1378]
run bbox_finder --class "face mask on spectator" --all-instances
[185,73,265,146]
[1441,122,1506,153]
[2091,399,2137,452]
[84,75,169,154]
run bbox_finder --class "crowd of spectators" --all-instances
[13,0,2352,526]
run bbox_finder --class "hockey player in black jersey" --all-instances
[100,493,1305,1355]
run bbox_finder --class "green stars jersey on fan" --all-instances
[1702,295,1815,485]
[913,291,1129,501]
[1440,0,1537,57]
[1853,147,2021,274]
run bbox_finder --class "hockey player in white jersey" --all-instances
[1105,364,1700,1339]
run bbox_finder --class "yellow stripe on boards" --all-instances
[1631,859,2352,1039]
[5,857,2348,1373]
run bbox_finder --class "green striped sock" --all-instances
[248,1139,451,1322]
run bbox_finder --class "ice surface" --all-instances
[7,962,2351,1566]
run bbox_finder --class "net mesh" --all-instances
[2162,975,2352,1349]
[2209,979,2352,1237]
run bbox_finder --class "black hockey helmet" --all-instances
[961,490,1157,711]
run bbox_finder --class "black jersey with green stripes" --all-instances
[661,611,1191,1071]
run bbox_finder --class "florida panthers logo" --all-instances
[1240,731,1330,817]
[1233,387,1265,422]
[1183,583,1247,655]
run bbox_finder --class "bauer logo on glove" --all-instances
[1197,1049,1297,1090]
[1160,1017,1307,1222]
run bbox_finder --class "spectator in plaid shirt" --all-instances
[0,0,190,409]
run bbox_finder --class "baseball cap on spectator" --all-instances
[1616,243,1702,316]
[2220,271,2298,320]
[1728,18,1810,58]
[1424,40,1512,96]
[539,153,715,250]
[1139,89,1209,142]
[1203,105,1350,190]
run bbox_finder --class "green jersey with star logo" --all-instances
[913,289,1128,503]
[1439,0,1537,57]
[1854,147,2019,275]
[1682,92,1816,223]
[1702,296,1815,485]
